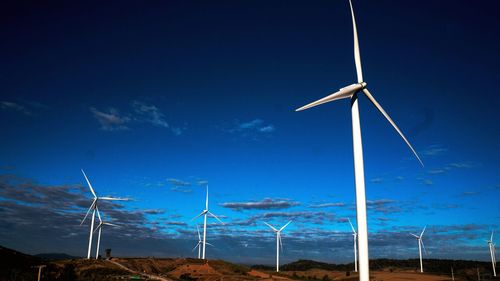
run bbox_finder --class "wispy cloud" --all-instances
[370,177,384,184]
[90,107,130,131]
[143,209,165,215]
[224,118,276,139]
[366,199,402,214]
[308,202,346,208]
[1,101,32,116]
[459,191,479,197]
[220,198,299,211]
[170,186,192,193]
[417,177,434,186]
[258,125,275,133]
[167,178,191,187]
[422,145,448,157]
[90,101,184,135]
[428,169,446,175]
[132,101,169,128]
[167,178,193,193]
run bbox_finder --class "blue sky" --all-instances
[0,0,499,264]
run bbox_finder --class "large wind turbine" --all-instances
[81,169,128,259]
[264,221,292,272]
[192,186,224,259]
[94,207,119,259]
[487,230,497,277]
[347,218,358,272]
[295,1,423,280]
[410,226,427,273]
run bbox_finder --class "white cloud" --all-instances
[90,107,130,131]
[132,101,169,128]
[1,101,32,115]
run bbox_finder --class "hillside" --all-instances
[1,245,498,281]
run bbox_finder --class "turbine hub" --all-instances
[359,82,367,89]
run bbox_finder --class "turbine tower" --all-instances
[264,221,292,272]
[295,1,423,280]
[81,169,128,259]
[192,185,224,259]
[348,218,358,272]
[487,230,497,277]
[94,207,119,259]
[410,226,427,273]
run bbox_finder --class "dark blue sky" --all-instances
[0,0,499,264]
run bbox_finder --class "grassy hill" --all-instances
[1,245,498,281]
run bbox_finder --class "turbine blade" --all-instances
[197,225,201,240]
[192,242,200,252]
[348,218,356,234]
[410,233,419,239]
[279,234,283,252]
[208,211,224,225]
[96,206,102,223]
[81,169,97,197]
[103,222,119,227]
[349,0,363,83]
[205,242,215,247]
[421,239,428,255]
[280,220,292,231]
[191,211,205,221]
[362,88,424,166]
[491,230,494,242]
[93,222,103,233]
[81,199,96,225]
[421,225,427,237]
[205,185,209,210]
[264,222,278,232]
[295,84,362,112]
[98,196,129,201]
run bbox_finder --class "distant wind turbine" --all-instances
[94,207,119,259]
[347,218,358,272]
[295,1,423,280]
[81,169,128,259]
[264,221,292,272]
[192,185,224,259]
[487,230,497,277]
[192,225,214,259]
[410,226,427,273]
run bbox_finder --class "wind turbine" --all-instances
[93,207,119,259]
[487,230,497,277]
[410,226,427,273]
[295,1,423,280]
[80,169,128,259]
[347,218,358,272]
[192,185,224,259]
[264,221,292,272]
[192,225,214,259]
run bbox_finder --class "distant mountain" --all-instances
[35,252,80,260]
[0,245,42,280]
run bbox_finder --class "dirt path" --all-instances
[106,259,172,281]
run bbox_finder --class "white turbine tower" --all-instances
[348,218,358,272]
[410,226,427,273]
[192,185,224,259]
[264,221,292,272]
[487,230,497,277]
[81,169,128,259]
[94,207,119,259]
[295,1,423,280]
